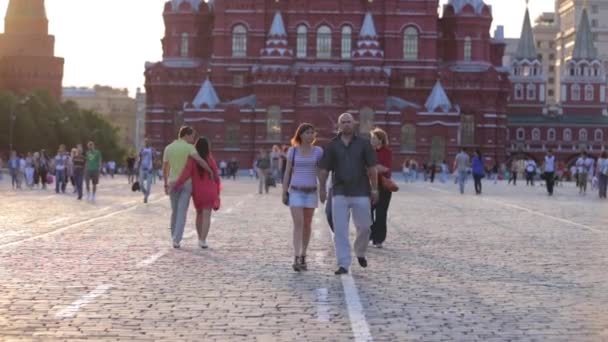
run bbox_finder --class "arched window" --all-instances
[594,65,600,76]
[180,33,189,57]
[401,124,416,151]
[526,84,536,100]
[359,107,374,135]
[547,128,556,141]
[460,115,475,145]
[595,129,604,142]
[514,84,523,100]
[579,128,588,142]
[571,84,581,101]
[585,84,594,101]
[296,25,307,58]
[267,106,281,141]
[403,27,419,60]
[532,128,541,141]
[563,128,572,141]
[232,25,247,57]
[516,128,525,141]
[316,26,332,58]
[464,36,472,61]
[341,26,352,59]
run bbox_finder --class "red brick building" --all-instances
[0,0,64,99]
[145,0,510,169]
[507,5,608,167]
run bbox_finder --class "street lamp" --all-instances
[8,95,31,153]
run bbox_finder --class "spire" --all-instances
[572,7,598,60]
[353,12,384,59]
[260,11,292,58]
[515,6,538,60]
[170,0,202,11]
[192,79,220,109]
[425,81,454,113]
[269,11,286,36]
[360,12,377,38]
[5,0,48,34]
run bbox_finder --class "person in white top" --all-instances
[542,149,556,196]
[575,151,592,194]
[525,158,537,186]
[282,123,323,272]
[597,151,608,199]
[54,145,68,194]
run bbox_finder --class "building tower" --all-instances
[0,0,63,98]
[509,4,547,116]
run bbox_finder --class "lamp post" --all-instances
[8,96,31,153]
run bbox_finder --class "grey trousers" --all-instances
[170,181,192,244]
[331,195,372,269]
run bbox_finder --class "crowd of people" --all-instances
[4,112,607,276]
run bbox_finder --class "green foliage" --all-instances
[0,90,125,161]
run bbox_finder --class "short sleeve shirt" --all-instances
[287,146,323,188]
[85,149,102,171]
[318,134,377,197]
[140,147,154,170]
[455,152,470,172]
[163,139,197,183]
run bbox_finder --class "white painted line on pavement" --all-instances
[341,275,373,342]
[137,251,167,268]
[47,217,70,225]
[0,197,165,250]
[55,284,112,319]
[428,186,601,233]
[315,288,330,322]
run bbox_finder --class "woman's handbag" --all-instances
[380,176,399,192]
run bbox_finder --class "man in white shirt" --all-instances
[575,152,591,194]
[543,149,556,196]
[525,158,537,186]
[54,145,68,194]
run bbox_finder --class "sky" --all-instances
[0,0,554,98]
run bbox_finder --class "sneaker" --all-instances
[198,240,208,249]
[357,257,368,268]
[172,241,180,249]
[374,243,383,249]
[334,267,348,275]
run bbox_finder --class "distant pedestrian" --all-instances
[429,162,436,183]
[597,151,608,199]
[8,150,19,189]
[453,147,470,194]
[282,123,323,272]
[543,149,556,196]
[576,152,593,195]
[472,149,484,195]
[525,158,537,186]
[139,138,156,203]
[369,128,393,249]
[126,154,136,184]
[255,149,271,194]
[228,157,239,180]
[54,145,68,194]
[163,126,213,249]
[72,148,86,200]
[172,137,220,249]
[319,113,378,275]
[108,160,116,178]
[508,160,519,185]
[85,141,102,202]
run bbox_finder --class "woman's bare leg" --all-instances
[201,209,212,241]
[195,210,203,241]
[302,208,315,256]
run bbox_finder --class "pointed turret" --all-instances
[515,7,537,60]
[353,12,384,59]
[425,81,455,113]
[5,0,48,34]
[192,79,220,109]
[260,11,292,58]
[572,7,597,60]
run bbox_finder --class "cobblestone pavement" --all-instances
[1,176,608,341]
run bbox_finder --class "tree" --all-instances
[0,90,125,162]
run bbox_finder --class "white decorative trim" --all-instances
[184,117,224,123]
[417,121,460,127]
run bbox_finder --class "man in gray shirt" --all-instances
[453,147,470,194]
[319,113,378,275]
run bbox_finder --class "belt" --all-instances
[290,186,317,193]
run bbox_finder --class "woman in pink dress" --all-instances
[173,137,221,249]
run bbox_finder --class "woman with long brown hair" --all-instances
[369,128,393,248]
[282,123,323,271]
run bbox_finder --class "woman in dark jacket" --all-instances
[472,149,485,195]
[369,128,393,248]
